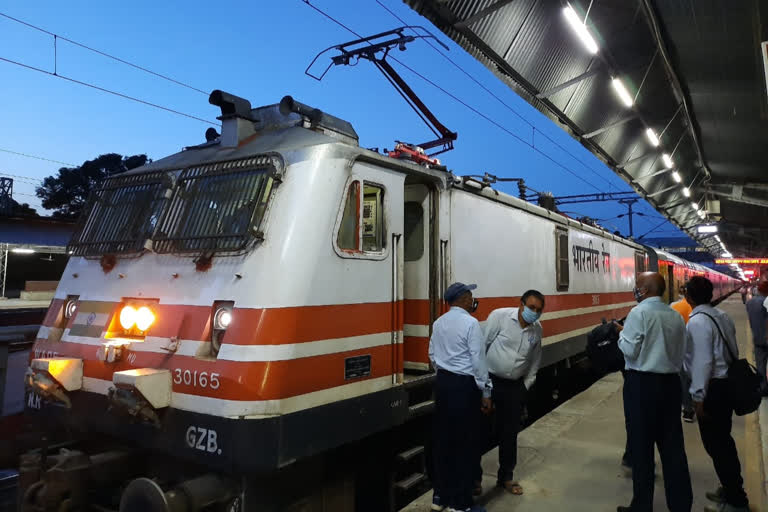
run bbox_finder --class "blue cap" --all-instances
[444,282,477,303]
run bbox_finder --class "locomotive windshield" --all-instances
[68,155,281,257]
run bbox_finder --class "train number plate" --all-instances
[344,355,371,380]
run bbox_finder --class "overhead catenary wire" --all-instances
[302,1,603,192]
[0,56,218,126]
[0,12,208,96]
[0,148,75,167]
[0,172,42,185]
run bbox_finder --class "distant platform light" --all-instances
[563,6,599,54]
[662,153,674,169]
[682,187,691,197]
[645,128,660,147]
[697,225,718,233]
[611,78,633,107]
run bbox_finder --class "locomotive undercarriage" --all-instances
[16,376,434,512]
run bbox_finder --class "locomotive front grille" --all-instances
[68,171,171,257]
[151,156,280,254]
[67,155,282,258]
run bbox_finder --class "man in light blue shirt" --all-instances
[616,272,692,512]
[429,282,491,512]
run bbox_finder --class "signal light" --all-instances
[214,307,233,330]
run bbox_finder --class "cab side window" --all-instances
[336,180,386,254]
[555,228,569,291]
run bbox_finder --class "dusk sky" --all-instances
[0,0,686,240]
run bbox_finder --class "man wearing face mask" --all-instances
[615,272,692,512]
[483,290,545,496]
[429,282,492,512]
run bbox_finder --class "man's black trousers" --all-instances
[698,378,748,507]
[433,370,480,510]
[490,374,525,483]
[624,370,692,512]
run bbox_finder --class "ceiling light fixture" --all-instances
[563,6,599,54]
[697,225,717,233]
[671,171,682,183]
[662,153,674,169]
[645,128,660,147]
[691,202,699,210]
[682,187,691,197]
[611,78,633,107]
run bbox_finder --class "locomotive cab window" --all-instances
[337,180,386,254]
[555,228,569,291]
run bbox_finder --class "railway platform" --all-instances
[403,295,767,511]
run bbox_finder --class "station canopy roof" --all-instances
[406,0,768,258]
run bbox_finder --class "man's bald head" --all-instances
[636,272,666,298]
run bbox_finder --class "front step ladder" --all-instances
[393,445,428,494]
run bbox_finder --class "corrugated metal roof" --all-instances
[406,0,768,256]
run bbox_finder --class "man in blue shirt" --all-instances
[429,282,491,512]
[616,272,693,512]
[745,280,768,395]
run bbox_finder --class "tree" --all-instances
[36,153,149,219]
[11,199,38,216]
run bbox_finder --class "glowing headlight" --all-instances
[120,306,137,330]
[214,307,232,330]
[64,299,78,319]
[135,306,155,331]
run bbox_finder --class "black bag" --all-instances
[586,319,624,374]
[694,312,761,416]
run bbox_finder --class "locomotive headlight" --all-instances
[64,299,78,319]
[119,306,138,330]
[135,306,155,332]
[214,307,232,330]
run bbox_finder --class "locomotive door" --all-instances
[403,183,434,371]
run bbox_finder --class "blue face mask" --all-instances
[522,305,541,324]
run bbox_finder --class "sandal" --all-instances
[502,481,523,495]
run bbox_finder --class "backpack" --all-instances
[586,319,624,374]
[692,312,761,416]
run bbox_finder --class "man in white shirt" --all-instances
[483,290,544,495]
[429,282,492,512]
[685,276,749,512]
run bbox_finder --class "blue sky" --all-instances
[0,0,686,240]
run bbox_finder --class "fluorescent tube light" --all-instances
[691,202,699,210]
[662,153,674,169]
[11,248,34,254]
[563,6,599,54]
[611,78,633,107]
[645,128,660,147]
[672,171,682,183]
[682,187,691,197]
[697,225,717,233]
